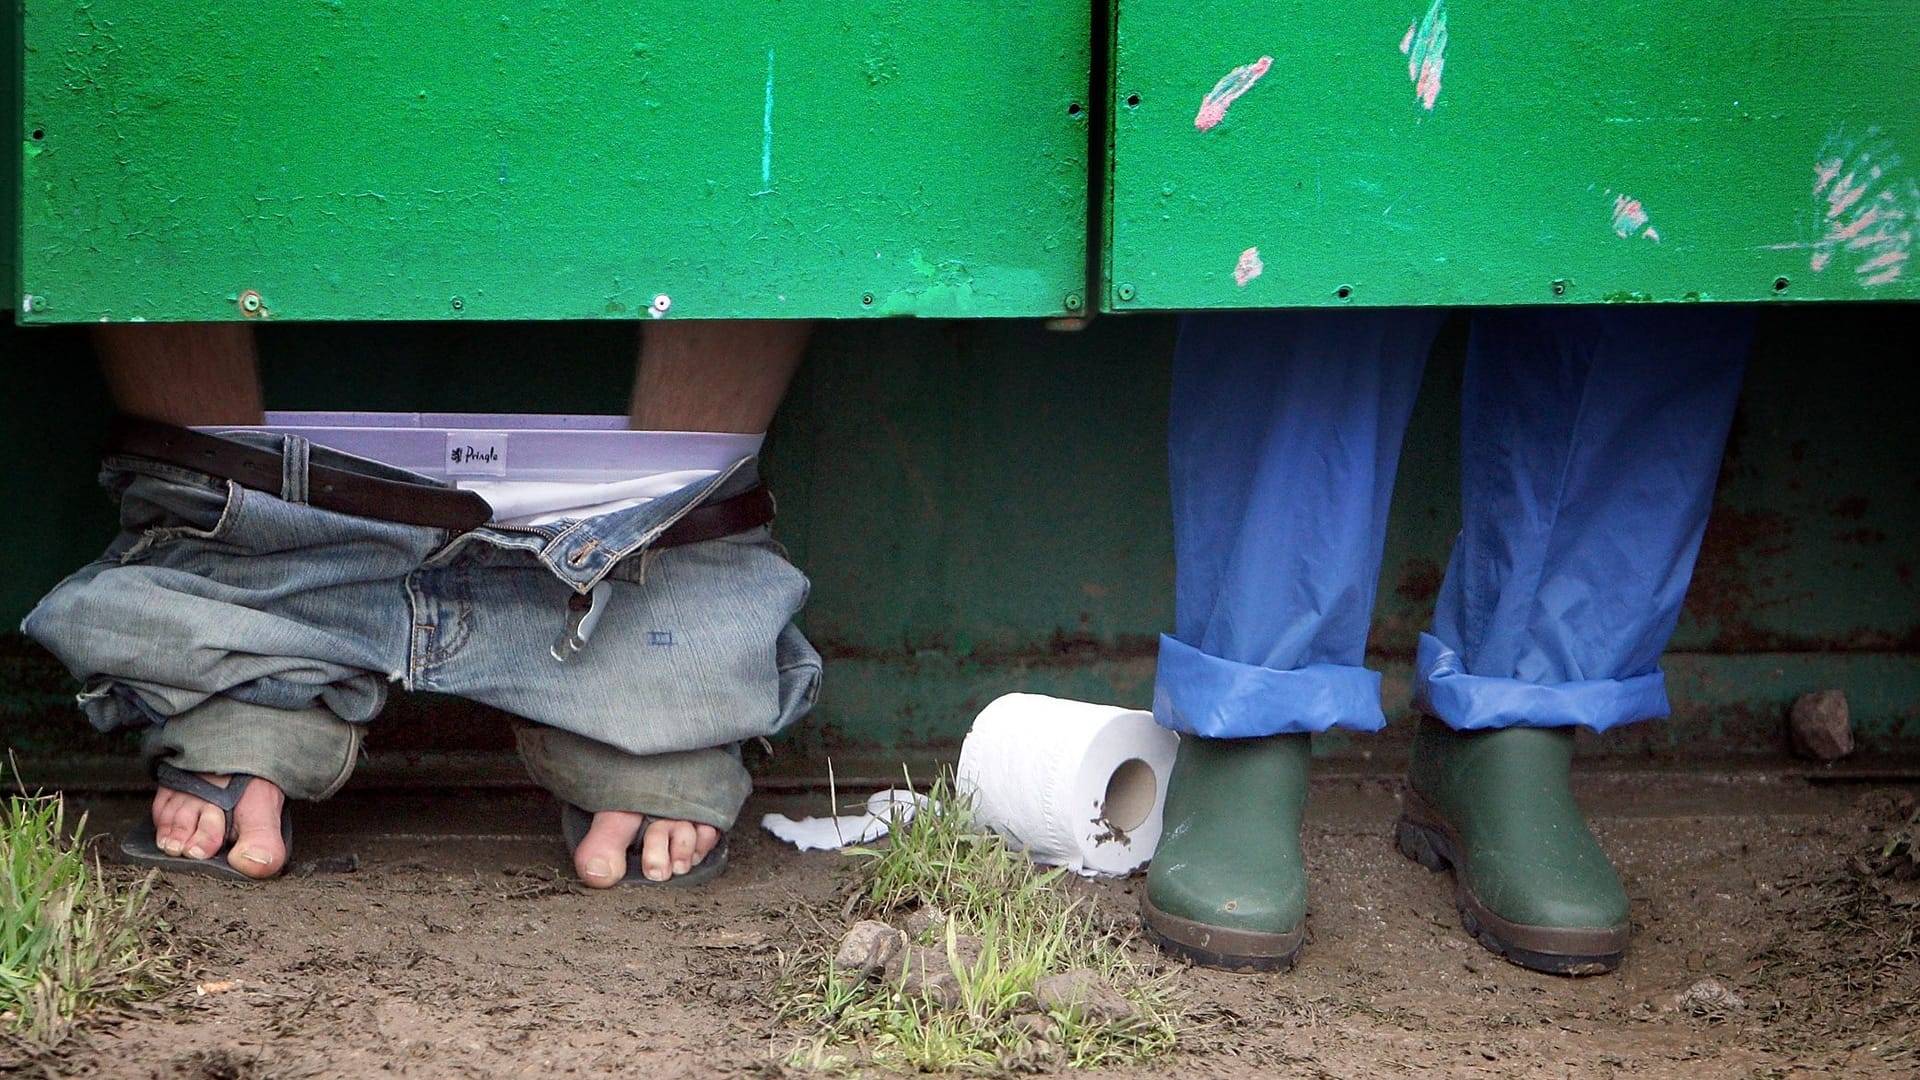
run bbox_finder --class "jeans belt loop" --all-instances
[280,434,311,505]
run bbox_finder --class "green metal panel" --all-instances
[1105,1,1920,310]
[4,0,19,307]
[16,2,1089,322]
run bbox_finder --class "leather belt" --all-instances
[106,414,774,543]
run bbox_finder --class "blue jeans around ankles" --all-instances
[22,433,820,829]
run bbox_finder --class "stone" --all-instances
[1674,978,1745,1017]
[1011,1012,1056,1039]
[1789,689,1853,761]
[903,906,946,939]
[947,934,987,973]
[833,920,905,980]
[889,945,963,1008]
[1033,969,1138,1024]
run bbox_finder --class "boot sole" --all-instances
[1395,792,1628,977]
[1139,891,1304,973]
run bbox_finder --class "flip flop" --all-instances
[560,804,729,887]
[120,763,292,881]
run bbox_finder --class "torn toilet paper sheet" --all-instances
[760,788,927,852]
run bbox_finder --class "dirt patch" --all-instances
[10,773,1918,1079]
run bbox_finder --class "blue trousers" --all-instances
[1154,307,1754,738]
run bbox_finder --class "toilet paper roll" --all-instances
[955,693,1179,876]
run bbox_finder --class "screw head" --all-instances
[650,294,672,314]
[450,296,465,311]
[1063,292,1083,312]
[1551,279,1569,297]
[238,290,263,314]
[27,295,46,313]
[1116,283,1137,302]
[860,292,875,307]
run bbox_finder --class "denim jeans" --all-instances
[22,433,821,829]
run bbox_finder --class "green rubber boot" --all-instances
[1397,716,1631,976]
[1141,733,1310,972]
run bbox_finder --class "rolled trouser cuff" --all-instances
[513,721,750,831]
[1153,633,1386,737]
[1414,633,1669,733]
[140,696,363,801]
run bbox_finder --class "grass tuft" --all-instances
[779,771,1180,1073]
[1,787,178,1048]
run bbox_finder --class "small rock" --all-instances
[890,945,963,1008]
[1011,1012,1055,1039]
[903,906,946,939]
[947,934,986,973]
[1034,969,1138,1024]
[834,920,905,979]
[290,852,360,876]
[1789,689,1853,760]
[1674,978,1745,1017]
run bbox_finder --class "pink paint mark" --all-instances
[1404,0,1448,111]
[1812,158,1844,195]
[1610,195,1649,238]
[1828,205,1880,243]
[1858,249,1907,273]
[1793,128,1917,288]
[1195,56,1273,132]
[1606,191,1661,243]
[1826,168,1875,219]
[1234,247,1264,286]
[1864,260,1908,287]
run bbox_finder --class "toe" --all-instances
[666,821,704,878]
[640,818,683,882]
[691,824,720,865]
[152,789,191,856]
[574,810,644,888]
[182,799,228,862]
[224,778,287,879]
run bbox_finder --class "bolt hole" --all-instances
[30,129,45,140]
[1125,93,1141,108]
[1551,280,1568,297]
[1335,285,1353,300]
[1773,276,1790,293]
[861,293,874,307]
[1067,102,1083,117]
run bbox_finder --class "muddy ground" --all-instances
[12,767,1919,1080]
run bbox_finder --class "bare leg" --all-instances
[572,320,813,887]
[626,319,812,432]
[96,324,283,876]
[94,324,264,425]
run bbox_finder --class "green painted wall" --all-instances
[3,307,1916,777]
[16,1,1090,322]
[4,0,19,304]
[1106,1,1920,309]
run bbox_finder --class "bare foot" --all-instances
[571,810,719,887]
[150,774,288,879]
